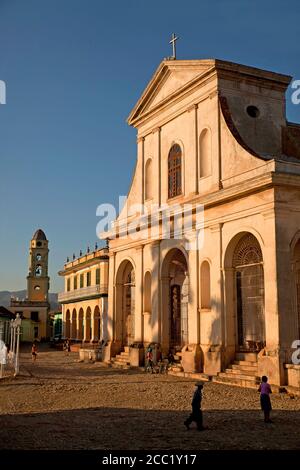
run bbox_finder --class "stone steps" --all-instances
[212,375,260,389]
[213,353,260,389]
[230,364,258,373]
[220,371,260,382]
[235,352,258,362]
[225,368,258,377]
[233,360,257,366]
[111,348,130,368]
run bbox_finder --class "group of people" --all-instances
[145,346,175,373]
[31,338,71,361]
[29,339,274,429]
[184,375,273,431]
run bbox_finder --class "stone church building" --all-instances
[60,57,300,389]
[10,229,50,341]
[100,57,300,389]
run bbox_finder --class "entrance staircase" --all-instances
[110,347,131,369]
[212,352,260,389]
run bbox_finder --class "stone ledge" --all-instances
[168,370,210,381]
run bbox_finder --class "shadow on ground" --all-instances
[0,407,299,450]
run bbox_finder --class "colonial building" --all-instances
[10,229,50,341]
[102,58,300,389]
[58,247,109,343]
[0,306,15,344]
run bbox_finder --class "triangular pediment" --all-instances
[127,59,216,126]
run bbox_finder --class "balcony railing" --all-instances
[58,284,107,303]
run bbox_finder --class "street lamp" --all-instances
[14,314,22,376]
[10,313,22,377]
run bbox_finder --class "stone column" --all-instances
[102,297,108,342]
[275,209,297,353]
[161,275,170,352]
[152,127,161,206]
[77,312,83,340]
[263,211,280,350]
[187,104,199,196]
[137,136,145,207]
[83,312,88,342]
[134,245,144,343]
[187,234,199,344]
[107,251,116,342]
[257,210,283,385]
[150,240,161,344]
[61,304,66,338]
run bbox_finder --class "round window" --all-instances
[246,105,260,118]
[37,241,42,247]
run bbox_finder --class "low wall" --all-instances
[79,348,102,362]
[285,364,300,389]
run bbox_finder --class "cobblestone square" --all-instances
[0,347,299,450]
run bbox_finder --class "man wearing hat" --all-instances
[184,382,205,431]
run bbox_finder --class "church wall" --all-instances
[160,111,194,201]
[148,69,203,110]
[219,77,287,157]
[119,76,218,218]
[220,110,271,183]
[198,226,222,349]
[143,133,155,204]
[136,75,217,138]
[274,186,300,356]
[197,93,219,195]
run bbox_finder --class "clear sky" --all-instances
[0,0,300,293]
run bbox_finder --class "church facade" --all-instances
[102,58,300,388]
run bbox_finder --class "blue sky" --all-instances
[0,0,300,292]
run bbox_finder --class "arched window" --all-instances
[199,129,211,178]
[145,158,152,200]
[168,144,182,198]
[200,261,211,309]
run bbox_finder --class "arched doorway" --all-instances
[161,248,189,351]
[65,309,71,338]
[93,305,101,342]
[116,260,135,347]
[144,271,152,313]
[71,309,77,339]
[226,232,265,352]
[85,307,92,342]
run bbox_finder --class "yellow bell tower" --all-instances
[27,229,50,302]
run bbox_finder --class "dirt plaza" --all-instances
[0,347,299,450]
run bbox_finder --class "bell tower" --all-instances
[27,229,50,302]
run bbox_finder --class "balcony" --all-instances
[58,284,107,303]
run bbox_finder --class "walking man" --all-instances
[184,382,206,431]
